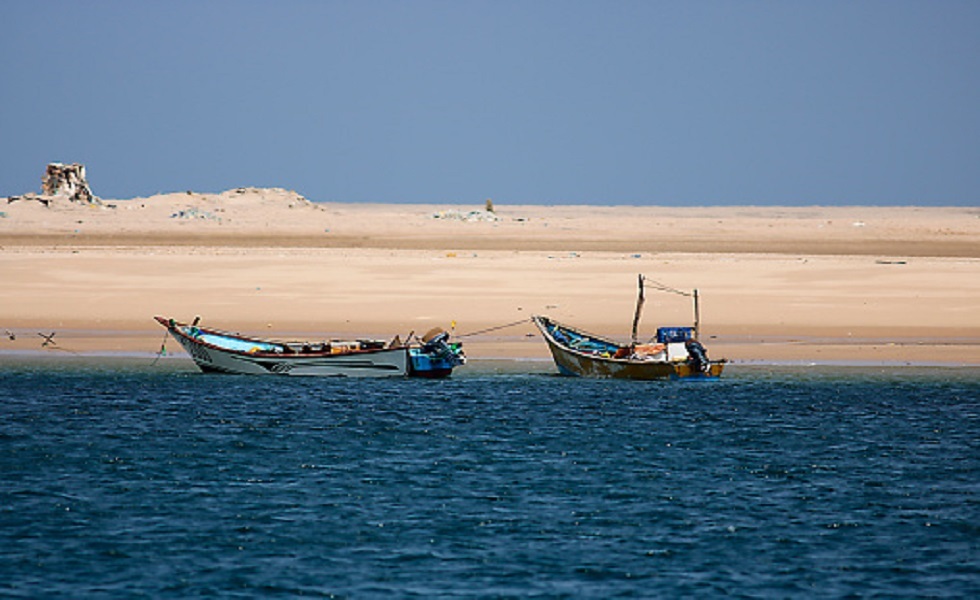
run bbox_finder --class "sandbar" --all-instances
[2,189,978,367]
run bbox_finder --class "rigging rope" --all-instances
[644,279,693,297]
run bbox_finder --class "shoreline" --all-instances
[2,329,978,368]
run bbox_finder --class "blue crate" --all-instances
[656,327,693,343]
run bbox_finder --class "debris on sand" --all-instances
[433,209,500,222]
[170,207,221,221]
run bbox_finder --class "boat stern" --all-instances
[409,330,466,378]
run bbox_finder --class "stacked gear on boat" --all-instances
[655,327,693,362]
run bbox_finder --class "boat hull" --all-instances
[534,316,724,380]
[408,350,456,378]
[159,317,411,377]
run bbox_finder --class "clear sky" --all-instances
[2,1,978,206]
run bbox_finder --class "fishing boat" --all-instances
[532,275,725,380]
[154,316,465,378]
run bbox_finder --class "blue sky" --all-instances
[2,1,978,205]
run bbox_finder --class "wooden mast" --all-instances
[631,274,646,346]
[693,288,700,339]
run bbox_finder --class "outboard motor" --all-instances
[685,339,710,373]
[423,331,452,357]
[421,327,466,366]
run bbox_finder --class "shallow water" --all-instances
[1,361,978,597]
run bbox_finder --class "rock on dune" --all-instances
[5,162,99,207]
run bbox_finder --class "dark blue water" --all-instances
[1,361,978,598]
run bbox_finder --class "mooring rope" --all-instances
[455,318,532,338]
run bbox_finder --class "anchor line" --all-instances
[150,330,169,366]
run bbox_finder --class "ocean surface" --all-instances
[1,359,977,598]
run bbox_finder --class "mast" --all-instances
[693,288,700,339]
[631,274,646,346]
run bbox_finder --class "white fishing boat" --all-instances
[155,316,465,378]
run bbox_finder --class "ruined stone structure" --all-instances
[41,162,97,204]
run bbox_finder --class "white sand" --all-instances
[2,189,978,365]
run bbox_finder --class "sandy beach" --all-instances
[2,188,978,366]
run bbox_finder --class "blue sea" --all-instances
[1,359,977,598]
